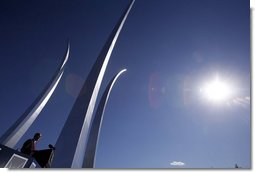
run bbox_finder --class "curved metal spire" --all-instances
[0,42,70,148]
[52,0,135,168]
[83,69,127,168]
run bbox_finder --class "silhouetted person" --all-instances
[20,132,42,156]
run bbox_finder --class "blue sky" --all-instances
[0,0,250,168]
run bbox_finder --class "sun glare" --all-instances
[201,77,233,103]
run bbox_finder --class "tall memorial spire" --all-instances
[0,42,70,148]
[52,0,135,168]
[84,69,127,168]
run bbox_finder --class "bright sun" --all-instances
[201,77,233,103]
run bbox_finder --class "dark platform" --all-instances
[0,144,54,168]
[0,144,39,168]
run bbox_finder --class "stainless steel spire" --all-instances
[52,0,135,168]
[83,69,127,168]
[0,43,70,148]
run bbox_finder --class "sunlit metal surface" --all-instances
[83,69,126,168]
[0,43,70,148]
[52,0,135,168]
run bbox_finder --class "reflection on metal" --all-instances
[0,43,70,148]
[52,0,135,168]
[84,69,126,168]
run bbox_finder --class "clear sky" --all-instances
[0,0,250,169]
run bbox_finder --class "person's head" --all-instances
[33,132,42,141]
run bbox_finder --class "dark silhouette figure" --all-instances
[20,133,56,168]
[20,132,42,156]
